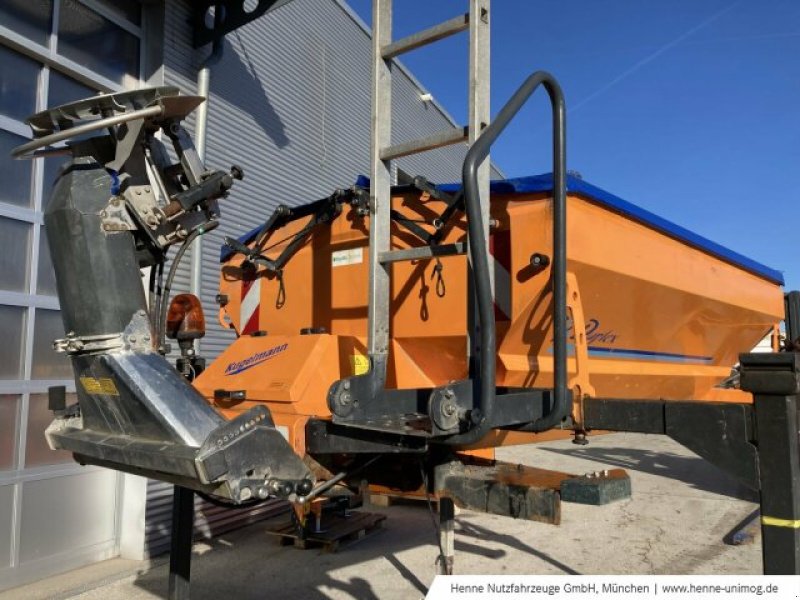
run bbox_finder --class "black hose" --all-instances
[149,262,164,347]
[197,491,266,510]
[157,229,202,351]
[444,71,569,446]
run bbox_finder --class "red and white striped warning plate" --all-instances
[240,277,261,335]
[490,230,512,321]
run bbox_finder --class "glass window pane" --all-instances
[48,69,95,109]
[37,226,57,296]
[0,130,33,208]
[25,393,73,467]
[0,218,31,293]
[99,0,141,26]
[0,45,40,121]
[40,73,97,208]
[32,309,71,380]
[0,484,12,568]
[57,2,140,85]
[0,0,53,47]
[0,395,19,471]
[0,306,25,379]
[42,156,66,208]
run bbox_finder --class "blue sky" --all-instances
[345,0,800,291]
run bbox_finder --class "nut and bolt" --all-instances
[339,392,352,406]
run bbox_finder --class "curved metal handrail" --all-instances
[447,70,568,445]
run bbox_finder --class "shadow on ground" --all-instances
[539,445,757,502]
[129,501,580,600]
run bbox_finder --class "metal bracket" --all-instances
[191,0,296,48]
[565,272,596,431]
[100,196,138,233]
[54,332,125,355]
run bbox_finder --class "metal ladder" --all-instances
[367,0,492,377]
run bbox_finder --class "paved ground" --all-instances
[1,432,761,600]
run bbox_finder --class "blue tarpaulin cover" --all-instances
[222,173,784,286]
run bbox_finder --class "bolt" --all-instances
[129,335,137,343]
[572,430,589,446]
[135,189,142,196]
[111,198,120,207]
[443,402,457,417]
[100,211,107,217]
[339,392,352,406]
[343,380,350,390]
[257,486,269,500]
[144,187,151,193]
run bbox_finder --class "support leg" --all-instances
[754,392,800,573]
[438,497,455,575]
[740,352,800,574]
[168,486,195,600]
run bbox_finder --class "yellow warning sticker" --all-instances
[762,515,800,529]
[80,376,119,396]
[351,355,370,376]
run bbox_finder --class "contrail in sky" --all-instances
[569,0,743,113]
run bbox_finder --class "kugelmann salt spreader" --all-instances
[9,0,800,588]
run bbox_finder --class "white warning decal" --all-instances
[331,247,363,267]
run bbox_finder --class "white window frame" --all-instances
[0,0,145,580]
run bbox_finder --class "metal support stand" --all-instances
[438,497,455,575]
[740,352,800,574]
[168,486,195,600]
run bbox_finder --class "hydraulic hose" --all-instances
[445,71,569,446]
[158,229,202,352]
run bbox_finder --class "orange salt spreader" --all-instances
[11,74,800,577]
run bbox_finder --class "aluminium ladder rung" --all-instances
[379,243,466,264]
[382,13,470,60]
[380,126,468,161]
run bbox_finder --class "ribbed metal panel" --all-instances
[146,0,503,554]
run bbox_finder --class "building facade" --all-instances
[0,0,500,590]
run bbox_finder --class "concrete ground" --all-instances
[1,432,761,600]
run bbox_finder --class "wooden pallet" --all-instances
[366,492,464,516]
[262,510,386,552]
[366,492,431,508]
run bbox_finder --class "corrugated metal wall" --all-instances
[145,0,502,555]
